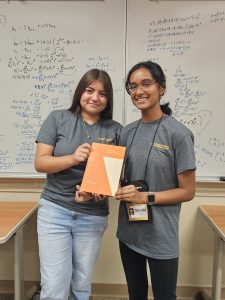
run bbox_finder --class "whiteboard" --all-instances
[1,0,225,179]
[0,0,126,177]
[126,0,225,179]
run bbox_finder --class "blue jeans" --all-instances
[37,198,108,300]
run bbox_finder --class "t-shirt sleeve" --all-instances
[175,133,196,174]
[35,111,58,147]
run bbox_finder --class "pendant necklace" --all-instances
[82,118,96,140]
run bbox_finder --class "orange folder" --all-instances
[80,143,126,196]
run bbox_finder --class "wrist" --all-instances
[146,191,155,205]
[70,154,79,166]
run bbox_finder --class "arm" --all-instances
[153,169,196,204]
[35,142,91,174]
[115,170,196,205]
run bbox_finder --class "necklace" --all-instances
[82,118,96,140]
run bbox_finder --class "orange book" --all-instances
[80,143,126,196]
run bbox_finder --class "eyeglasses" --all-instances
[127,79,156,95]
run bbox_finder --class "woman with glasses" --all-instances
[115,60,196,300]
[35,68,122,300]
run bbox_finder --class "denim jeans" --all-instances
[37,198,108,300]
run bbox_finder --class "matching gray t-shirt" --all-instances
[37,110,196,259]
[36,109,122,216]
[117,115,196,259]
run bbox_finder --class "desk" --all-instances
[0,201,39,300]
[198,205,225,300]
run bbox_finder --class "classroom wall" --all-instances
[0,180,225,295]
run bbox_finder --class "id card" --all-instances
[126,203,149,221]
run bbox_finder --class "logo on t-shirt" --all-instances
[153,143,169,151]
[97,137,114,144]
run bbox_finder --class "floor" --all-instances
[0,292,210,300]
[0,296,13,300]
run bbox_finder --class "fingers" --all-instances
[82,143,92,148]
[75,190,82,203]
[76,184,106,202]
[80,143,92,152]
[76,185,91,197]
[116,185,136,195]
[93,193,106,201]
[78,144,91,160]
[74,143,91,162]
[115,185,137,201]
[75,185,90,203]
[75,190,92,203]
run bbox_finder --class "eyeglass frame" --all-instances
[126,79,157,95]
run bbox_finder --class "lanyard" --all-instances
[122,113,164,182]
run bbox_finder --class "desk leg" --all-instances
[196,233,224,300]
[211,234,224,300]
[14,227,24,300]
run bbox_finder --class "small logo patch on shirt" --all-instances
[153,143,169,151]
[97,137,114,143]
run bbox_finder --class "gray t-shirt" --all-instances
[117,115,196,259]
[36,110,122,216]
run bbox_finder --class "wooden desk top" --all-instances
[200,205,225,241]
[0,201,39,244]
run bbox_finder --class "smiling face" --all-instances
[80,80,108,122]
[129,67,165,118]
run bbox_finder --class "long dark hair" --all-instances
[68,69,113,120]
[125,60,172,116]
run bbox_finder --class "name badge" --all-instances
[126,203,149,221]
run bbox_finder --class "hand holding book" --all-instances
[75,184,106,203]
